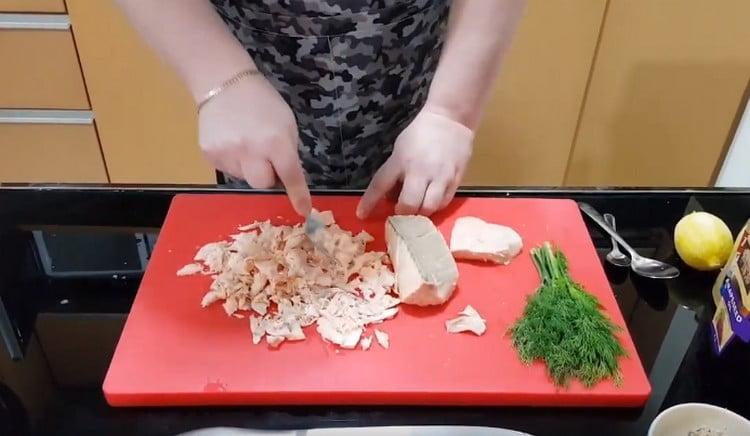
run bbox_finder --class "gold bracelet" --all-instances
[196,68,261,112]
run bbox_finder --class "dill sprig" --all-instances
[509,242,626,388]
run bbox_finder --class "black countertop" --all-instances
[1,185,749,436]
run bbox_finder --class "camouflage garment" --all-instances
[211,0,451,188]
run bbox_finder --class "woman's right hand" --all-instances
[198,74,312,216]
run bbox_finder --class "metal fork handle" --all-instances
[603,213,621,251]
[579,202,638,258]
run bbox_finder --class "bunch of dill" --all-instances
[509,242,626,388]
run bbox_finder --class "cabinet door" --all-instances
[66,0,215,184]
[465,0,607,186]
[0,116,107,183]
[0,0,64,13]
[0,25,89,109]
[567,0,750,187]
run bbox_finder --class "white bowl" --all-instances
[649,403,750,436]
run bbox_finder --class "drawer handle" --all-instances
[0,13,70,30]
[0,110,94,125]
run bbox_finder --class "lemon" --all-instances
[674,212,733,271]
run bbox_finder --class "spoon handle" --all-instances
[578,202,639,257]
[603,213,621,251]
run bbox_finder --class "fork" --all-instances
[304,214,337,263]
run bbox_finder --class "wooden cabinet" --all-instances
[465,0,607,187]
[0,118,107,183]
[0,10,106,184]
[66,0,215,185]
[566,0,750,187]
[0,25,89,109]
[0,0,65,13]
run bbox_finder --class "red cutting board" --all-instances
[104,194,650,407]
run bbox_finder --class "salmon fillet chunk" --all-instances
[450,216,523,264]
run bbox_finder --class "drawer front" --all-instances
[0,110,107,183]
[0,14,89,109]
[0,0,65,13]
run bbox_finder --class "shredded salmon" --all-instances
[179,210,398,349]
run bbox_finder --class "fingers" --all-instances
[386,180,402,202]
[395,176,428,215]
[201,148,242,181]
[357,158,400,219]
[241,159,276,189]
[220,157,243,181]
[421,181,447,216]
[440,167,465,209]
[440,178,461,210]
[270,150,311,217]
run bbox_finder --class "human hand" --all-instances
[198,75,311,216]
[357,109,474,218]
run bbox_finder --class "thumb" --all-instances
[357,158,400,219]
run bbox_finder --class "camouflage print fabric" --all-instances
[211,0,451,189]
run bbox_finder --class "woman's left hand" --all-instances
[357,108,474,218]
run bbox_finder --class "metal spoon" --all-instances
[579,202,680,279]
[604,213,631,267]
